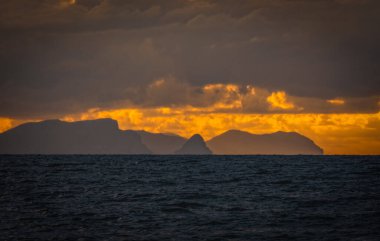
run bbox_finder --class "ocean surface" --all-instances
[0,155,379,241]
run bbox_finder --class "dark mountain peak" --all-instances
[208,130,323,155]
[222,129,251,136]
[188,133,203,142]
[175,134,212,155]
[0,118,150,154]
[225,129,245,134]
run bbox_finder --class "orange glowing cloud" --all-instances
[266,91,297,110]
[140,79,379,114]
[327,98,345,105]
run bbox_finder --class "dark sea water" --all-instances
[0,155,379,241]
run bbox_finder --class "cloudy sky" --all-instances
[0,0,379,154]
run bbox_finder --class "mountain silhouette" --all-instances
[136,130,186,154]
[207,130,323,155]
[0,119,324,155]
[175,134,212,155]
[0,119,151,154]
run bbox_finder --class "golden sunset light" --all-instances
[60,109,380,155]
[266,91,296,111]
[1,80,379,154]
[1,1,380,240]
[0,0,379,155]
[2,107,378,154]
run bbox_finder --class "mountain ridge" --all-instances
[0,119,323,155]
[0,118,151,154]
[207,129,323,155]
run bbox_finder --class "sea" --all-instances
[0,155,379,240]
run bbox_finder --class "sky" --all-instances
[0,0,379,154]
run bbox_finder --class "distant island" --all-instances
[175,134,213,155]
[0,118,323,155]
[207,129,323,155]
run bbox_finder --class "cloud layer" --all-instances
[0,0,379,118]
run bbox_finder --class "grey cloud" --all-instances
[0,0,379,118]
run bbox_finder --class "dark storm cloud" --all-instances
[0,0,379,118]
